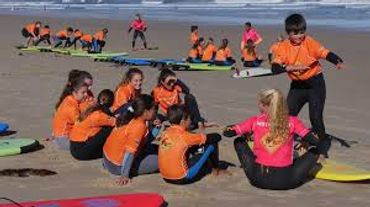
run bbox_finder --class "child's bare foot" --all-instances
[212,168,232,176]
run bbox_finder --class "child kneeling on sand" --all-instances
[158,104,227,185]
[223,89,330,190]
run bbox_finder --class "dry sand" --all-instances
[0,14,369,206]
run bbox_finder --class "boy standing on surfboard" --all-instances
[271,13,345,153]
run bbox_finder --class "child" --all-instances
[201,37,217,63]
[240,22,262,50]
[80,34,94,51]
[268,35,284,64]
[190,25,199,45]
[103,94,159,185]
[128,14,147,50]
[242,39,263,67]
[93,28,108,53]
[54,27,74,48]
[214,39,235,66]
[112,68,143,114]
[152,68,213,130]
[159,105,225,185]
[71,29,84,50]
[52,77,88,150]
[79,71,94,111]
[21,21,42,47]
[271,13,344,145]
[187,40,202,63]
[35,25,51,46]
[223,89,330,190]
[197,37,205,58]
[70,89,116,161]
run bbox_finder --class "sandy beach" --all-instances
[0,14,370,206]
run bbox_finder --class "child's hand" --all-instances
[117,176,131,185]
[336,63,345,70]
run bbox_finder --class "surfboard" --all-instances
[0,193,165,207]
[0,138,42,157]
[314,160,370,182]
[233,67,273,78]
[0,122,9,133]
[17,46,52,52]
[172,63,233,71]
[123,58,154,66]
[70,51,128,58]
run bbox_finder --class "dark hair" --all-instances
[285,13,306,34]
[208,37,214,42]
[79,89,114,121]
[68,70,92,84]
[67,27,74,32]
[246,39,255,55]
[44,25,50,29]
[157,68,176,86]
[167,104,190,125]
[102,28,108,34]
[198,37,204,43]
[55,78,87,110]
[245,22,251,27]
[35,21,42,25]
[116,94,155,127]
[115,68,143,92]
[191,25,198,32]
[220,38,229,49]
[79,70,93,82]
[74,29,80,32]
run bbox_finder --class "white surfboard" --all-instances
[233,67,273,79]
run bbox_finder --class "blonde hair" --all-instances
[258,89,290,148]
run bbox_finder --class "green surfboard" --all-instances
[0,138,41,157]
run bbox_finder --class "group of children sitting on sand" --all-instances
[50,13,345,190]
[21,21,108,52]
[187,22,284,68]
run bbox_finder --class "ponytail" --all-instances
[79,89,114,121]
[258,89,289,147]
[116,94,155,127]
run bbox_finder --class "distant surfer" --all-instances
[128,13,147,51]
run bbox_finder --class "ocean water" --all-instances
[1,1,370,31]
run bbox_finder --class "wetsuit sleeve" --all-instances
[302,132,331,156]
[223,126,237,137]
[232,117,256,136]
[205,133,222,144]
[326,52,343,65]
[128,27,133,33]
[176,79,190,94]
[120,152,134,177]
[271,63,286,74]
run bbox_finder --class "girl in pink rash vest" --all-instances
[223,89,330,190]
[128,13,147,50]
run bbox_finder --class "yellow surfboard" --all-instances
[315,160,370,182]
[247,141,370,182]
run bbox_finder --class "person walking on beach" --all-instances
[128,13,147,51]
[240,22,262,50]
